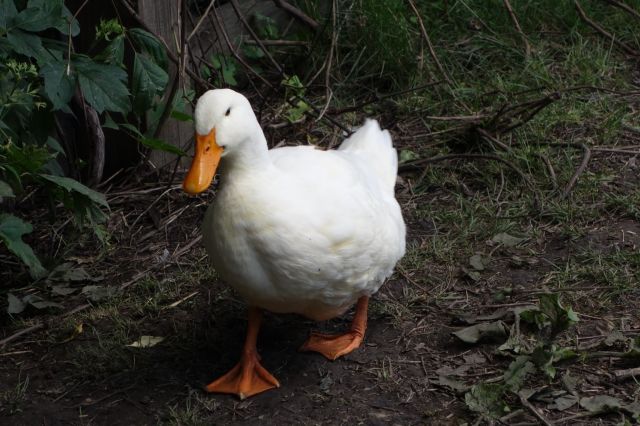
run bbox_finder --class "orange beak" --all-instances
[182,128,223,195]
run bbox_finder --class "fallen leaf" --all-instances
[7,293,26,314]
[561,372,579,395]
[469,254,487,271]
[503,356,534,392]
[22,294,63,310]
[51,285,77,296]
[59,323,84,344]
[548,394,578,411]
[465,383,507,419]
[491,232,525,248]
[319,374,334,393]
[463,352,487,365]
[438,375,469,393]
[82,285,116,302]
[580,395,623,413]
[453,321,509,344]
[127,336,165,348]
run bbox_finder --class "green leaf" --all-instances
[139,138,185,156]
[46,136,65,156]
[40,174,108,208]
[170,110,193,122]
[7,293,26,314]
[0,214,46,278]
[0,180,14,197]
[73,56,130,114]
[242,44,265,60]
[40,59,75,110]
[286,100,310,123]
[132,53,168,113]
[7,29,47,61]
[503,356,534,392]
[452,321,509,344]
[14,0,63,32]
[465,383,508,419]
[399,149,419,163]
[0,0,18,30]
[95,35,125,64]
[539,293,579,336]
[129,28,168,69]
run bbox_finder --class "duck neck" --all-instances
[219,128,271,178]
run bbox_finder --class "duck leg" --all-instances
[300,296,369,360]
[205,307,280,399]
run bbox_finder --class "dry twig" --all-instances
[272,0,319,30]
[574,0,640,56]
[502,0,531,56]
[407,0,453,86]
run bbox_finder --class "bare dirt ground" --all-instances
[1,131,640,425]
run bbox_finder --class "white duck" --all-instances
[183,89,405,399]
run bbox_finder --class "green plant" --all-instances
[0,1,177,280]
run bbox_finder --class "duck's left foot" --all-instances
[300,296,369,361]
[300,330,364,360]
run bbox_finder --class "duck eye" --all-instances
[225,107,231,116]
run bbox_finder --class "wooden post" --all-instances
[138,0,193,169]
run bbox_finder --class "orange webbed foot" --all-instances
[300,330,364,360]
[205,350,280,399]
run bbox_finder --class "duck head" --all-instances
[183,89,262,195]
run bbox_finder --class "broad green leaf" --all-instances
[0,180,14,197]
[7,29,47,61]
[132,53,168,113]
[102,114,119,130]
[95,35,125,64]
[40,59,75,110]
[0,214,46,278]
[46,136,65,156]
[0,0,18,29]
[129,28,168,69]
[139,138,185,156]
[40,174,108,207]
[452,321,508,344]
[127,336,164,348]
[73,56,130,114]
[503,356,534,392]
[14,0,63,32]
[464,383,508,419]
[7,293,26,314]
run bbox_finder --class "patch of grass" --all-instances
[0,371,29,415]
